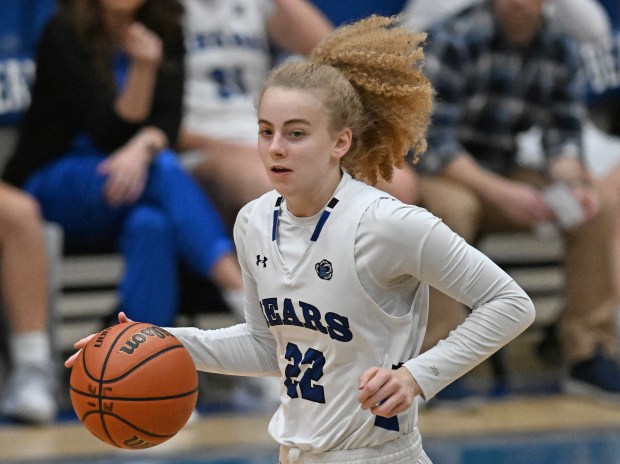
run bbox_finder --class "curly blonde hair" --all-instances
[259,15,433,184]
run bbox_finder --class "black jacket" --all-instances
[3,13,185,186]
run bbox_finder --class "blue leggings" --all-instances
[25,151,234,326]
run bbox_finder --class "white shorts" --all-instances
[278,428,433,464]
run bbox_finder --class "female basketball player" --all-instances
[67,16,535,463]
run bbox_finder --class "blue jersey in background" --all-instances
[309,0,408,26]
[0,0,56,126]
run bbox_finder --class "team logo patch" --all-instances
[315,259,333,280]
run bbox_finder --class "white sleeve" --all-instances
[359,200,536,400]
[548,0,612,46]
[404,220,536,399]
[166,202,279,377]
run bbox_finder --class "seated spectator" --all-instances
[0,182,56,424]
[178,0,334,228]
[519,121,620,331]
[418,0,620,400]
[2,0,244,329]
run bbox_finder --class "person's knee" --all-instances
[592,185,616,234]
[421,181,481,238]
[0,191,43,234]
[150,149,184,176]
[375,166,419,204]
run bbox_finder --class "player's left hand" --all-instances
[358,366,421,418]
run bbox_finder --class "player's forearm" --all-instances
[167,325,280,376]
[406,280,535,400]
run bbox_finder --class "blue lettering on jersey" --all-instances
[299,301,328,334]
[282,298,304,327]
[211,67,247,98]
[261,297,282,326]
[261,297,353,342]
[187,32,264,53]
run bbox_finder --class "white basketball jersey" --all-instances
[181,0,274,143]
[240,178,419,452]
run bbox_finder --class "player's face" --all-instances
[257,87,351,217]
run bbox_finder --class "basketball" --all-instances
[69,322,198,450]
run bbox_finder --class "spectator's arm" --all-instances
[550,0,612,46]
[144,24,185,150]
[267,0,333,56]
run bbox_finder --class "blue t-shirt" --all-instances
[309,0,407,26]
[0,0,56,126]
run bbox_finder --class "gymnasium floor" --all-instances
[1,394,620,464]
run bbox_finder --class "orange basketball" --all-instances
[70,322,198,450]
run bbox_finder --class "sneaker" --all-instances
[1,363,57,424]
[564,348,620,401]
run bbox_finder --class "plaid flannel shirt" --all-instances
[419,4,586,176]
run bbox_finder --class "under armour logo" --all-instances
[256,255,268,268]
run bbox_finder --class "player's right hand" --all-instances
[358,366,421,418]
[64,312,133,368]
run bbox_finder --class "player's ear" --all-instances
[332,127,352,161]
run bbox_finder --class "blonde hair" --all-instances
[259,15,433,184]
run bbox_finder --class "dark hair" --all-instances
[57,0,184,91]
[259,15,433,184]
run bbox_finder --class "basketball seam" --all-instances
[69,386,199,401]
[99,322,142,447]
[101,344,192,382]
[81,410,177,438]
